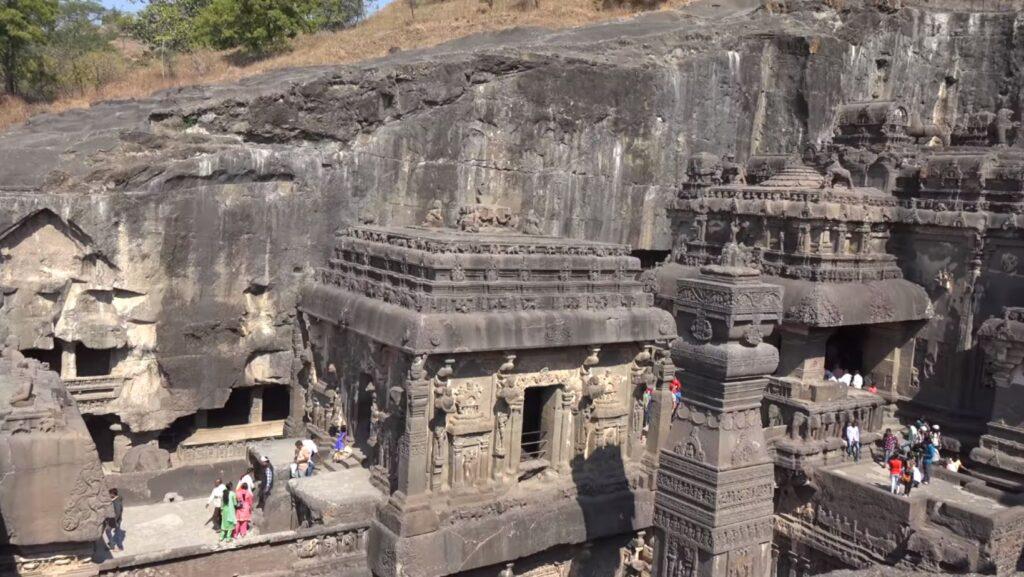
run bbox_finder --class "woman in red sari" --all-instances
[234,482,254,538]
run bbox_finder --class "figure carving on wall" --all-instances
[768,404,782,427]
[808,413,822,440]
[494,410,509,457]
[790,411,806,440]
[824,153,853,189]
[423,200,445,227]
[431,424,446,490]
[1001,253,1019,274]
[462,445,480,486]
[522,209,543,236]
[721,153,747,185]
[995,106,1018,147]
[369,394,386,448]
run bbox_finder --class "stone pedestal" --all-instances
[653,254,782,577]
[970,308,1024,486]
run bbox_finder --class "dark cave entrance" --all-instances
[20,346,61,374]
[83,414,119,462]
[76,344,113,377]
[631,249,670,269]
[262,385,291,421]
[206,388,253,428]
[825,326,868,376]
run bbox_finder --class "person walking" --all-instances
[881,428,898,467]
[301,438,319,477]
[206,479,226,531]
[219,481,237,543]
[901,460,915,497]
[922,442,938,485]
[257,456,274,509]
[234,482,253,538]
[104,488,124,551]
[888,455,903,494]
[845,420,861,462]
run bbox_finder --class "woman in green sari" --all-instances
[219,481,237,542]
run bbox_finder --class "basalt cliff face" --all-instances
[0,0,1018,432]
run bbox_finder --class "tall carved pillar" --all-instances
[642,342,676,484]
[249,386,264,424]
[378,354,439,537]
[653,254,782,577]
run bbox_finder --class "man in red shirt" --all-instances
[888,455,903,494]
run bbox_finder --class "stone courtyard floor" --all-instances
[831,459,1009,513]
[97,496,250,560]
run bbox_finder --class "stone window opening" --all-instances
[75,344,114,377]
[262,385,291,422]
[519,386,556,477]
[205,388,253,428]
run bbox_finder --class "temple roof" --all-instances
[301,223,675,353]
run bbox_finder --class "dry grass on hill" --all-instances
[1,0,690,132]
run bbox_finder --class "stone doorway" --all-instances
[825,325,867,376]
[519,385,558,476]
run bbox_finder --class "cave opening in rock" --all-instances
[83,414,119,462]
[20,345,61,374]
[631,249,670,269]
[206,388,253,428]
[76,344,113,377]
[262,384,291,421]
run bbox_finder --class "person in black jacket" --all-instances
[105,488,124,551]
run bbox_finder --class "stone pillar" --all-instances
[642,343,675,484]
[653,255,782,577]
[249,386,265,424]
[60,340,76,380]
[776,325,829,385]
[553,387,575,474]
[378,354,439,537]
[111,424,130,472]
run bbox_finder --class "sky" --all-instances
[99,0,394,13]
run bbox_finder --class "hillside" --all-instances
[0,0,689,132]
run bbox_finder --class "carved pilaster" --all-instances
[654,254,782,577]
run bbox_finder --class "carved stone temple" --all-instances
[7,0,1024,575]
[298,212,677,577]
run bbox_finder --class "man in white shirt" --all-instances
[206,479,226,530]
[845,420,861,462]
[239,468,255,492]
[838,370,853,386]
[301,439,319,477]
[851,370,864,389]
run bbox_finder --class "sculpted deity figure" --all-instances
[494,411,509,457]
[522,209,543,235]
[995,106,1018,147]
[423,200,445,227]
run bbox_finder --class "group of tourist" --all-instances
[881,419,961,497]
[825,367,872,390]
[206,456,275,543]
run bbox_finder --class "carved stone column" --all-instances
[642,343,676,485]
[653,256,782,577]
[60,340,76,380]
[249,386,264,424]
[378,355,439,538]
